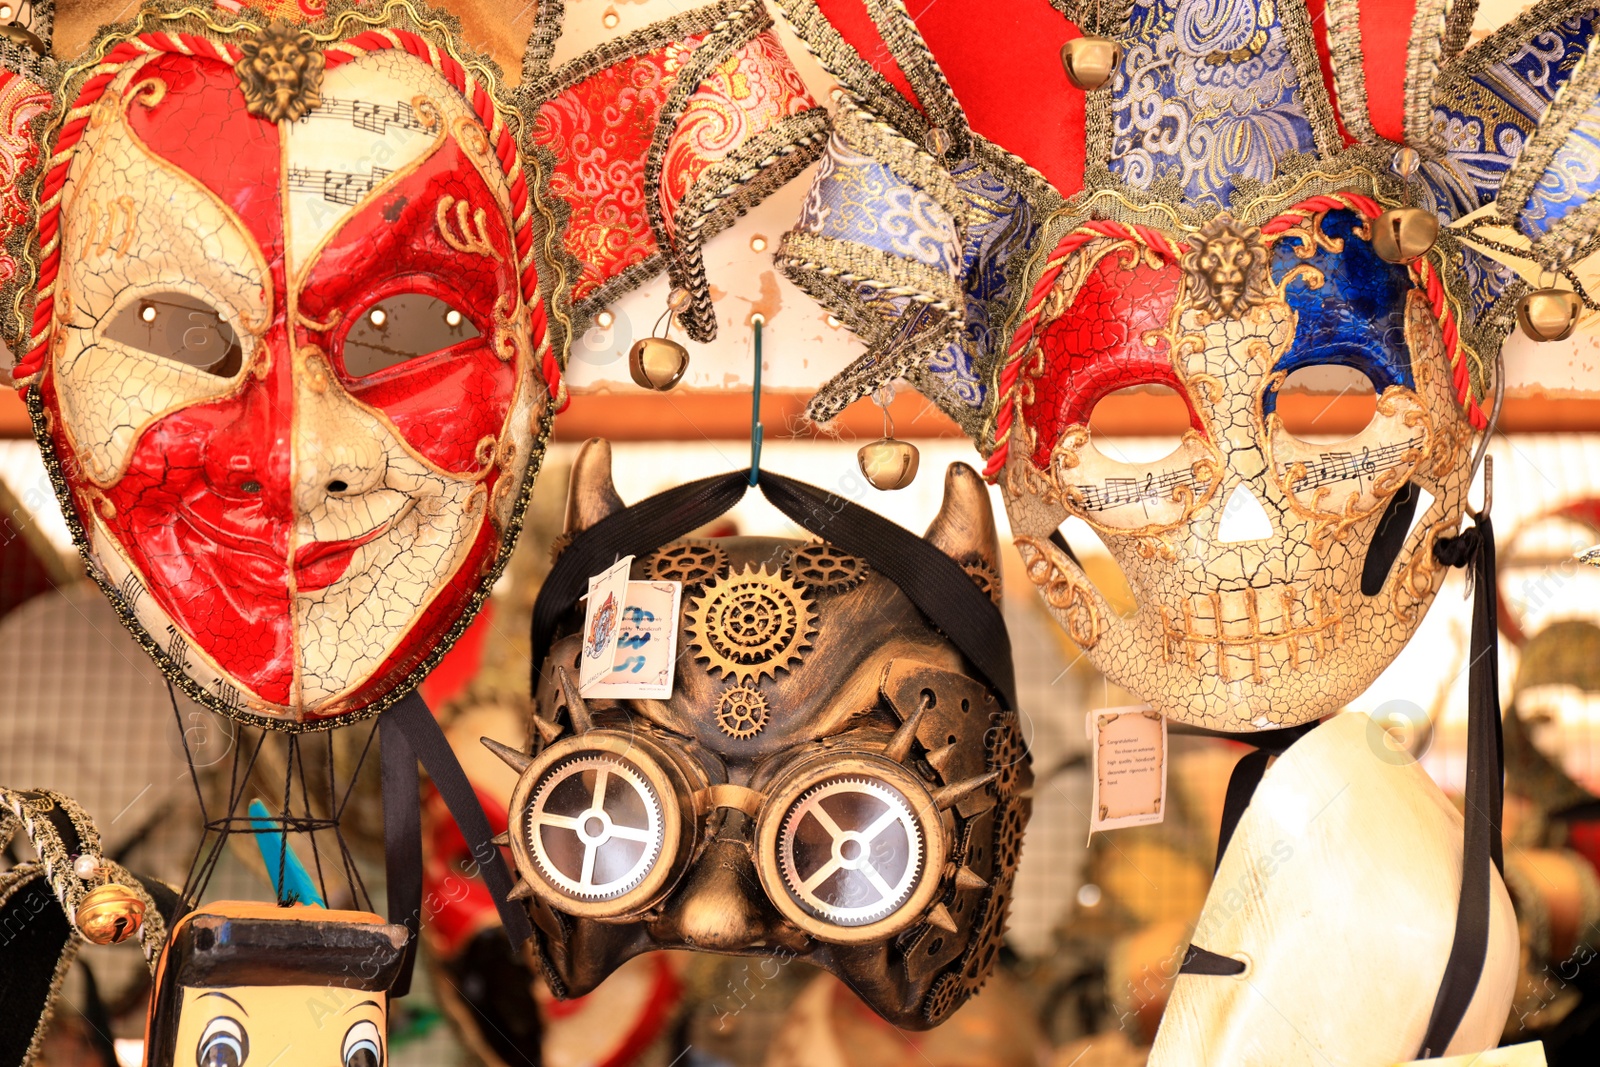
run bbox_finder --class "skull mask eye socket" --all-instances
[102,292,243,377]
[340,292,480,378]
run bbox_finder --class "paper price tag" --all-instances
[584,580,683,699]
[579,556,634,692]
[1087,705,1167,837]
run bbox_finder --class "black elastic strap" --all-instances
[380,707,423,998]
[533,466,1017,711]
[1179,943,1247,977]
[757,470,1016,710]
[1417,517,1504,1058]
[532,471,750,690]
[1213,748,1274,876]
[382,691,533,999]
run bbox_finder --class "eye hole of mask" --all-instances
[1272,363,1378,443]
[103,292,243,377]
[342,293,480,377]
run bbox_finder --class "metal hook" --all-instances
[1465,348,1505,518]
[749,314,765,487]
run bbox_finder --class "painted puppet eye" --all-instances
[103,292,242,377]
[341,293,480,377]
[774,775,924,928]
[341,1019,383,1067]
[196,1016,248,1067]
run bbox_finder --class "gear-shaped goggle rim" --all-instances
[506,734,949,941]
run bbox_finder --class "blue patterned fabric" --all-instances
[790,127,1044,414]
[1110,0,1318,211]
[794,131,961,273]
[1421,9,1597,222]
[1519,103,1600,241]
[1264,210,1415,414]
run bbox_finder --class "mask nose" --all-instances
[650,812,796,951]
[293,354,388,513]
[1216,483,1273,544]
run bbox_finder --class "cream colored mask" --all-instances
[1001,206,1475,729]
[4,5,561,728]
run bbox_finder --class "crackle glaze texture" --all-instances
[1004,211,1474,729]
[37,45,546,725]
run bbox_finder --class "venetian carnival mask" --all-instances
[487,440,1030,1030]
[777,0,1600,730]
[0,0,824,728]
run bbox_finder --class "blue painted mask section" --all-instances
[1264,211,1414,416]
[1111,0,1318,212]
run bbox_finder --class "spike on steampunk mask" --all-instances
[10,7,558,728]
[499,444,1031,1030]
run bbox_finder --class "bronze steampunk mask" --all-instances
[484,439,1031,1029]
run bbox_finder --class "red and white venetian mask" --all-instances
[11,13,557,727]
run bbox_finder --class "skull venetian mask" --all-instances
[1001,205,1476,729]
[9,6,560,727]
[490,441,1031,1030]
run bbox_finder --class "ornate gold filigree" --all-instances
[236,19,326,124]
[1014,536,1103,648]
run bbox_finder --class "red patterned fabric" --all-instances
[0,71,49,290]
[659,30,816,244]
[536,28,817,303]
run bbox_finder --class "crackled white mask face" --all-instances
[1002,210,1475,729]
[32,28,546,727]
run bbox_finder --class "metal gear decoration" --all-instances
[922,972,964,1025]
[785,542,869,593]
[777,776,923,927]
[525,754,665,901]
[986,715,1026,797]
[961,559,1001,604]
[996,799,1026,878]
[684,565,816,683]
[715,684,770,739]
[644,541,729,588]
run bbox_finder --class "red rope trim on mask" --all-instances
[982,191,1480,480]
[983,221,1188,479]
[20,30,563,412]
[19,33,243,384]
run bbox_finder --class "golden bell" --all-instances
[0,22,45,53]
[1517,288,1583,343]
[1060,36,1121,91]
[858,437,920,491]
[628,337,689,391]
[75,884,146,945]
[1370,206,1439,265]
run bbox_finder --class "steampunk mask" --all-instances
[491,441,1030,1030]
[777,0,1600,730]
[5,4,559,728]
